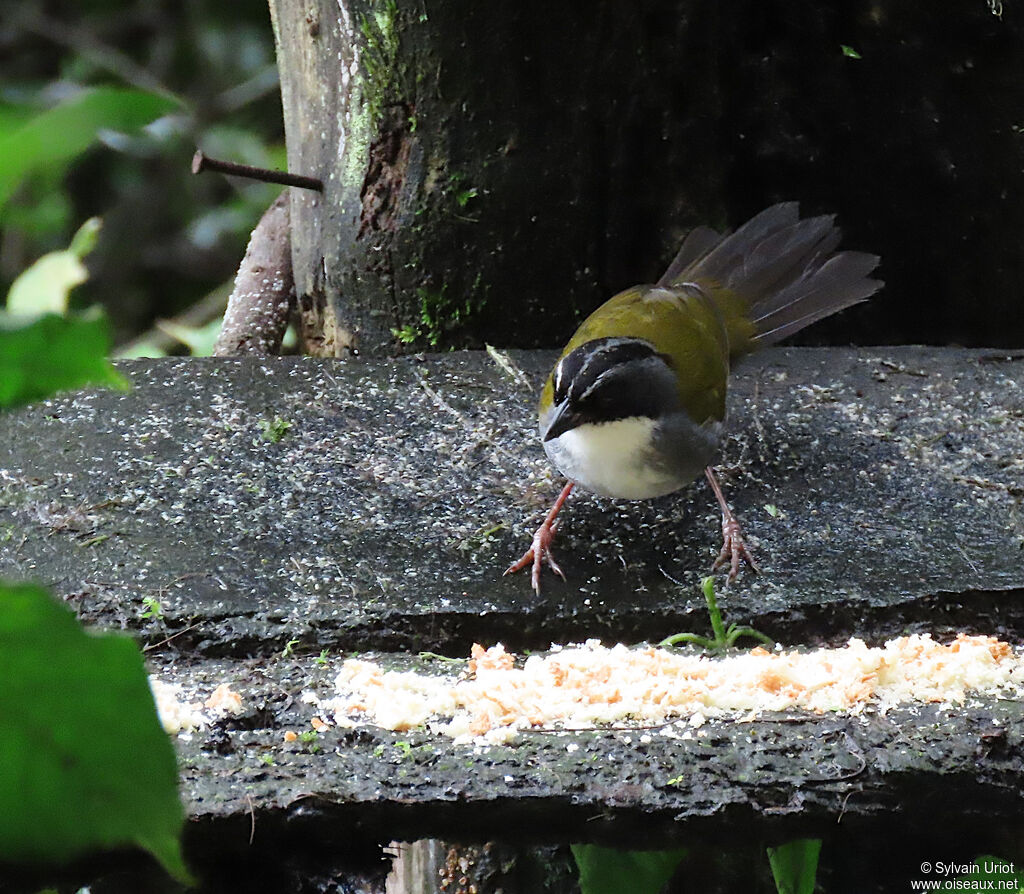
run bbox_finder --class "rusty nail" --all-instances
[191,150,323,192]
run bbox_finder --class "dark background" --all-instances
[718,2,1024,347]
[595,1,1024,348]
[2,0,1022,349]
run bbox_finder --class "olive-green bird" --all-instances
[507,202,883,592]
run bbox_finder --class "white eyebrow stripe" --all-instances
[577,352,666,403]
[578,368,614,402]
[573,338,634,395]
[576,338,658,391]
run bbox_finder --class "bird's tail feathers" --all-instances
[661,203,882,356]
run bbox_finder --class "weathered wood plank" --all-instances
[156,652,1024,843]
[1,348,1021,655]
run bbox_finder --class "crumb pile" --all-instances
[151,679,244,734]
[318,635,1024,744]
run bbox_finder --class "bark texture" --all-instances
[269,0,727,356]
[214,192,294,357]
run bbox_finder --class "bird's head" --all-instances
[541,337,679,442]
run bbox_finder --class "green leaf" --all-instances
[572,844,688,894]
[7,218,102,316]
[1,173,73,239]
[260,415,292,443]
[0,104,33,133]
[959,856,1024,890]
[116,338,168,359]
[6,252,87,316]
[68,216,103,258]
[840,44,863,59]
[154,317,222,356]
[0,582,190,881]
[768,838,822,894]
[0,87,179,210]
[0,312,130,409]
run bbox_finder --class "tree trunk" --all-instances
[268,0,727,356]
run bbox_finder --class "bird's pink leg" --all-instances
[505,481,575,593]
[704,467,759,581]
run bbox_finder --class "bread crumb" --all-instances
[314,634,1024,744]
[150,679,206,734]
[204,683,243,716]
[151,678,244,734]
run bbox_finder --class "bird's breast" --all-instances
[540,403,724,500]
[542,416,692,500]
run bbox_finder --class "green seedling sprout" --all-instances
[260,416,291,442]
[139,596,163,620]
[660,576,773,653]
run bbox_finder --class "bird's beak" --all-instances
[542,401,582,442]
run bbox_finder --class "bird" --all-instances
[505,202,883,593]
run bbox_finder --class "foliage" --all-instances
[6,217,101,316]
[0,181,180,881]
[571,844,688,894]
[0,312,128,409]
[1,0,284,344]
[767,839,821,894]
[660,576,774,652]
[358,0,401,126]
[573,839,823,893]
[152,317,223,357]
[2,218,128,409]
[0,582,189,881]
[391,282,489,349]
[958,857,1024,890]
[0,87,178,210]
[260,415,292,442]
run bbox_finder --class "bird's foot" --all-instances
[505,481,575,594]
[504,520,564,594]
[704,466,759,582]
[712,513,760,582]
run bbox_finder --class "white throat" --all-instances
[543,416,684,500]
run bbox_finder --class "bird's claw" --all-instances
[505,521,563,594]
[711,515,760,582]
[506,482,575,594]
